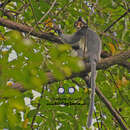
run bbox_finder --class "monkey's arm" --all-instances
[59,32,82,44]
[56,26,87,44]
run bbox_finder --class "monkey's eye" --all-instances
[74,21,87,29]
[74,22,78,27]
[74,23,77,26]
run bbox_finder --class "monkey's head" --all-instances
[74,17,88,30]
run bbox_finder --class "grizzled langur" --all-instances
[55,17,101,128]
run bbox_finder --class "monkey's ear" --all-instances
[78,16,82,21]
[82,17,88,26]
[78,16,88,24]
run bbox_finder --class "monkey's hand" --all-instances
[53,23,62,35]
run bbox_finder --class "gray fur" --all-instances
[59,26,101,128]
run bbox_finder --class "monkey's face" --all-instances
[74,17,88,30]
[74,21,85,30]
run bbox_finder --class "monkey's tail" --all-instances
[87,58,96,128]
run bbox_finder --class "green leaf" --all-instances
[0,103,8,128]
[8,96,25,111]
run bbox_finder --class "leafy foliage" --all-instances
[0,0,129,129]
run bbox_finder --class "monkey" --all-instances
[54,17,101,128]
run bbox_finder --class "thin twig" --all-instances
[38,0,57,24]
[17,4,29,12]
[104,10,129,32]
[115,108,128,125]
[28,0,39,29]
[25,0,40,38]
[55,1,72,16]
[25,0,56,38]
[100,32,129,45]
[103,70,130,106]
[94,110,100,129]
[31,85,45,130]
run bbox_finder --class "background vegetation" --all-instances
[0,0,129,129]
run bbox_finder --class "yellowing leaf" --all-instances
[23,118,29,128]
[109,43,116,55]
[122,77,128,86]
[116,79,122,88]
[84,88,88,93]
[44,18,53,28]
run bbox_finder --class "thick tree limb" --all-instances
[0,17,129,85]
[46,50,130,84]
[0,18,129,59]
[2,50,129,93]
[0,51,129,93]
[0,17,62,43]
[0,17,113,59]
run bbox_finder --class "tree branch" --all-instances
[0,17,62,43]
[104,10,130,32]
[95,86,129,130]
[31,85,45,130]
[38,0,57,24]
[0,17,112,59]
[3,50,129,93]
[46,50,130,84]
